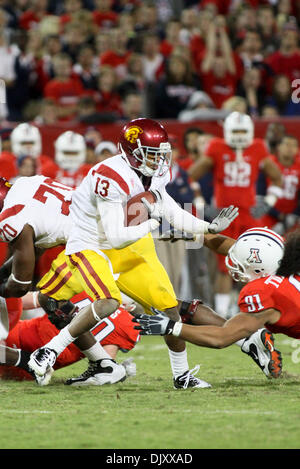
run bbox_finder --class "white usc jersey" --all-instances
[0,176,73,248]
[66,153,171,252]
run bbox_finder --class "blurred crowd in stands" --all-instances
[0,0,299,123]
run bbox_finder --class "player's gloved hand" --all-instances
[251,195,271,219]
[208,205,239,234]
[45,298,79,329]
[132,308,177,335]
[159,228,194,243]
[141,195,164,223]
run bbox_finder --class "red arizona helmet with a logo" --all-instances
[118,118,172,177]
[0,177,12,211]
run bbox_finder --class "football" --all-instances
[124,191,156,226]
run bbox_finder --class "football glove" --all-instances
[132,308,176,335]
[208,205,239,234]
[251,195,271,219]
[141,196,164,223]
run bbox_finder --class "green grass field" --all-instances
[0,334,300,449]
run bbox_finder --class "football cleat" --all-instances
[64,358,127,386]
[28,347,57,378]
[173,365,212,389]
[241,329,282,379]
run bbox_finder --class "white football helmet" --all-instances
[10,123,42,158]
[225,227,284,283]
[223,112,254,149]
[55,131,86,171]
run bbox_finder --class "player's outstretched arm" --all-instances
[133,308,280,349]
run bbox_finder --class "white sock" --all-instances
[215,293,231,319]
[168,349,189,379]
[83,342,111,361]
[45,326,75,357]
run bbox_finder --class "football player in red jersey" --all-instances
[0,291,139,384]
[260,135,300,232]
[188,112,283,319]
[10,123,54,177]
[134,227,300,379]
[42,131,92,189]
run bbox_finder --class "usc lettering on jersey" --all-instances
[206,137,269,209]
[238,274,300,339]
[0,176,73,248]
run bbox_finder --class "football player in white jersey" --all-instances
[0,175,126,384]
[29,118,239,388]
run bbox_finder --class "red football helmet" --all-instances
[118,118,172,177]
[0,177,12,212]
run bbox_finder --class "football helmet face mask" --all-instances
[118,118,172,177]
[55,131,86,171]
[10,123,42,158]
[225,227,284,283]
[224,112,254,149]
[0,177,12,212]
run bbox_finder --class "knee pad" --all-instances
[179,299,203,324]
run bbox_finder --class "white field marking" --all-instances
[150,409,283,416]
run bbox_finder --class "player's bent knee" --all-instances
[91,298,119,322]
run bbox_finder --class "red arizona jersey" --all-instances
[206,137,269,209]
[1,291,140,379]
[266,155,300,214]
[238,274,300,339]
[42,163,93,189]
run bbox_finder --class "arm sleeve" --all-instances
[161,189,210,234]
[97,198,158,249]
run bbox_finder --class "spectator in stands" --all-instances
[62,19,92,63]
[133,2,163,39]
[0,27,20,120]
[140,32,164,83]
[100,27,131,80]
[59,0,84,32]
[34,98,58,125]
[238,29,264,69]
[189,10,213,72]
[73,45,98,90]
[120,90,144,121]
[94,65,122,118]
[236,67,265,116]
[18,0,49,31]
[118,52,146,97]
[266,74,300,116]
[154,53,200,118]
[261,104,280,118]
[179,7,199,46]
[200,18,239,109]
[92,0,119,29]
[256,4,278,56]
[43,52,84,121]
[159,19,183,58]
[267,20,300,84]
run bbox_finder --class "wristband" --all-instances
[172,321,183,337]
[10,273,32,285]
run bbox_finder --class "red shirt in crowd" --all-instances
[267,50,300,82]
